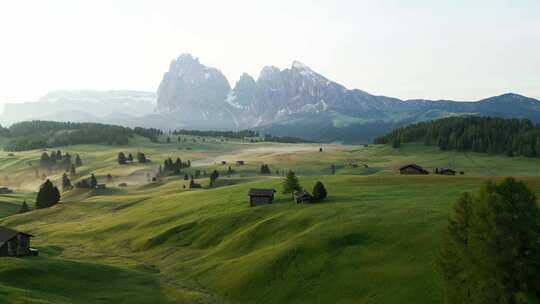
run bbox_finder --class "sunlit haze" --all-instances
[1,0,539,105]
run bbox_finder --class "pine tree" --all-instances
[89,173,98,188]
[184,173,189,180]
[209,170,219,187]
[312,181,327,201]
[117,152,127,165]
[331,164,336,175]
[282,171,302,199]
[19,200,30,213]
[75,154,83,167]
[227,166,233,177]
[127,153,134,163]
[61,173,72,192]
[35,179,60,209]
[437,178,540,303]
[40,152,51,167]
[69,164,76,177]
[137,152,147,163]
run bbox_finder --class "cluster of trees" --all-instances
[375,116,540,157]
[2,121,166,151]
[162,157,191,175]
[74,173,98,189]
[40,150,82,169]
[282,171,327,202]
[260,164,271,175]
[172,129,258,139]
[0,124,9,137]
[437,178,539,303]
[117,152,148,164]
[134,127,163,142]
[262,134,312,144]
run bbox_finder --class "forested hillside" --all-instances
[374,116,540,157]
[2,121,156,151]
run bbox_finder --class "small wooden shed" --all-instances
[248,189,276,207]
[399,164,429,175]
[439,168,456,176]
[236,161,245,166]
[294,191,313,204]
[0,227,37,257]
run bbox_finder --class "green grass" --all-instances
[0,139,540,303]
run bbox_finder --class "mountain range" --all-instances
[1,53,539,143]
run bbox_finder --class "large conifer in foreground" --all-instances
[35,179,60,209]
[437,178,540,303]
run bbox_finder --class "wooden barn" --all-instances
[294,191,313,204]
[399,164,429,175]
[248,189,276,207]
[0,227,37,257]
[0,187,13,194]
[439,168,456,176]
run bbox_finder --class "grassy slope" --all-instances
[0,139,540,303]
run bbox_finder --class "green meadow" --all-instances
[1,135,539,303]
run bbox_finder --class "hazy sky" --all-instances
[1,0,539,106]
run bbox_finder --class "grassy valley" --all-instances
[1,135,539,303]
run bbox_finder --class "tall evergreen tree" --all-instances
[312,181,327,201]
[117,152,127,165]
[137,152,147,163]
[282,171,302,199]
[437,178,540,303]
[75,154,83,167]
[19,200,29,213]
[89,173,98,188]
[61,173,72,192]
[35,179,60,209]
[209,170,219,187]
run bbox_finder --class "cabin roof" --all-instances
[399,163,428,172]
[0,226,32,242]
[248,189,276,197]
[294,191,312,199]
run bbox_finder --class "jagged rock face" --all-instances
[157,54,231,113]
[155,53,540,139]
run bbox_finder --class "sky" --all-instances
[0,0,539,107]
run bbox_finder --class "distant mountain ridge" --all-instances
[0,90,157,126]
[2,55,539,143]
[155,54,540,142]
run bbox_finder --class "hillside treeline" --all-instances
[1,121,158,151]
[374,116,540,157]
[172,129,259,138]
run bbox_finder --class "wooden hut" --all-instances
[399,164,429,175]
[0,227,37,257]
[0,187,13,194]
[294,191,313,204]
[248,189,276,207]
[236,160,245,166]
[439,168,456,176]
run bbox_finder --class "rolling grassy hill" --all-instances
[0,138,539,303]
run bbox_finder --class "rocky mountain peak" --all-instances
[258,66,281,81]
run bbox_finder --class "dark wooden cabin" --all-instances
[294,191,313,204]
[0,187,13,194]
[0,227,37,257]
[248,189,276,207]
[439,168,456,176]
[399,164,429,175]
[236,161,245,166]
